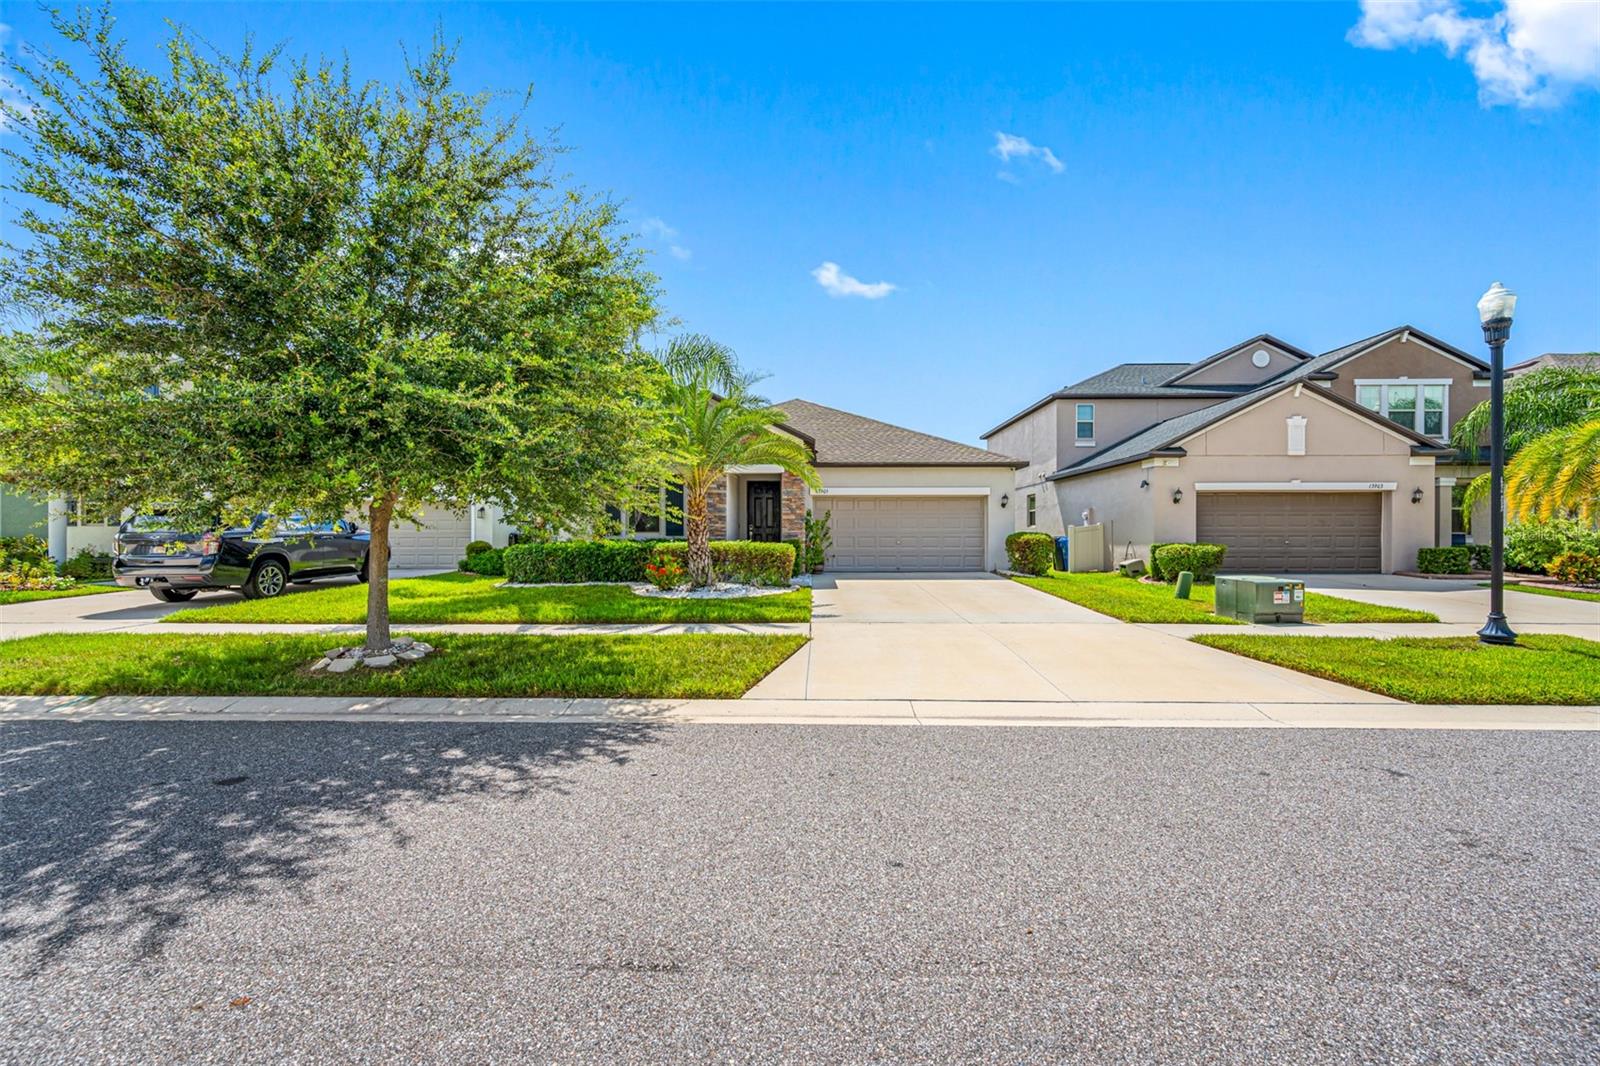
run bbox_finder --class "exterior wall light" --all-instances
[999,493,1009,509]
[1171,488,1183,504]
[1139,479,1149,489]
[1411,488,1424,504]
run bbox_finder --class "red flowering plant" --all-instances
[643,559,686,591]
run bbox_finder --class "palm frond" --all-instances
[1504,417,1600,525]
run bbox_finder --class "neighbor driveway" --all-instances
[1299,573,1600,627]
[747,573,1388,704]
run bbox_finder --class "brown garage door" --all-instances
[1196,492,1382,573]
[817,496,984,572]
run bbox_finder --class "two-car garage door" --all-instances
[817,496,984,572]
[388,508,473,570]
[1196,492,1381,573]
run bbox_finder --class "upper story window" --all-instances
[1075,403,1095,443]
[1355,380,1447,439]
[1026,493,1037,527]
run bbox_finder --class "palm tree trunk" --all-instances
[365,491,397,651]
[685,483,712,587]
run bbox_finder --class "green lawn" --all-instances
[163,571,812,624]
[0,631,807,699]
[1498,582,1600,604]
[1191,633,1600,705]
[0,583,124,606]
[1013,571,1437,624]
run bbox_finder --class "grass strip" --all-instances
[1191,633,1600,705]
[1014,571,1437,624]
[0,631,807,700]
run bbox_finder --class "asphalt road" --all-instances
[2,721,1595,1064]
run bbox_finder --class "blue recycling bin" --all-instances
[1054,536,1071,572]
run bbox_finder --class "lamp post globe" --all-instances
[1476,281,1517,646]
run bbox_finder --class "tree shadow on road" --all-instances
[0,719,661,970]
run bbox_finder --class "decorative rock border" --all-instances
[311,636,435,673]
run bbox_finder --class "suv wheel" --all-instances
[152,588,198,603]
[242,559,289,600]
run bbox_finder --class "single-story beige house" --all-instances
[390,399,1024,572]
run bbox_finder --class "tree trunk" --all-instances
[685,484,712,587]
[365,492,397,651]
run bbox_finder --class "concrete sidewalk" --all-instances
[3,693,1595,729]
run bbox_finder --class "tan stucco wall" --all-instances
[1155,387,1437,572]
[812,465,1017,571]
[1319,334,1485,442]
[987,403,1065,536]
[1050,464,1156,570]
[1169,341,1303,387]
[1050,387,1440,572]
[1057,396,1217,467]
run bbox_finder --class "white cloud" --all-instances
[640,216,691,261]
[991,131,1064,177]
[1349,0,1600,108]
[811,261,896,300]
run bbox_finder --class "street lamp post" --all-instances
[1475,281,1517,646]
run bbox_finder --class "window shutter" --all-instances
[1286,415,1307,456]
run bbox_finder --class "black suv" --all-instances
[113,514,370,602]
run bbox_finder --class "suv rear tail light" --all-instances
[198,533,221,555]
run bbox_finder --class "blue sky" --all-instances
[4,2,1597,445]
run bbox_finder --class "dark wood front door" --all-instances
[747,481,781,542]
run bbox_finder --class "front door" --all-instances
[747,482,781,542]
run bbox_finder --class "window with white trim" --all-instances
[1026,493,1037,527]
[1075,403,1095,443]
[613,483,686,539]
[1355,380,1448,439]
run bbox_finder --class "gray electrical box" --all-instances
[1215,576,1305,623]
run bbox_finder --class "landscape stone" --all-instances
[399,649,426,661]
[326,657,358,673]
[324,648,347,660]
[362,654,397,668]
[392,636,414,648]
[310,658,331,672]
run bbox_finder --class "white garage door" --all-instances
[388,507,472,570]
[818,496,985,572]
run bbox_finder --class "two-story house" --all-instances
[984,327,1492,574]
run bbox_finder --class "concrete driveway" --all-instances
[1299,573,1599,628]
[748,573,1388,704]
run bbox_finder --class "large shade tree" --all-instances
[0,12,667,649]
[1451,364,1600,527]
[657,336,818,586]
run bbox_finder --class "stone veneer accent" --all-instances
[780,472,808,542]
[706,475,728,538]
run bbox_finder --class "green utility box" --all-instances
[1214,576,1306,623]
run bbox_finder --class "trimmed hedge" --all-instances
[464,540,492,557]
[1467,543,1492,571]
[1417,546,1470,574]
[1505,519,1600,574]
[503,540,654,584]
[459,548,506,577]
[60,548,113,580]
[1005,532,1054,576]
[649,540,796,586]
[1147,542,1175,581]
[1152,543,1227,583]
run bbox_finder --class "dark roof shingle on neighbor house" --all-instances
[774,399,1024,467]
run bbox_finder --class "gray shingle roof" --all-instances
[774,399,1024,467]
[1060,363,1247,397]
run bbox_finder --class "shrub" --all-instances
[59,548,113,580]
[464,540,492,557]
[649,540,796,586]
[802,509,832,573]
[1505,519,1600,574]
[459,548,505,577]
[1146,542,1174,581]
[1005,532,1054,576]
[1467,543,1492,571]
[502,539,655,584]
[643,558,686,591]
[1152,543,1228,583]
[1416,546,1470,574]
[1548,551,1600,587]
[0,569,76,591]
[0,534,52,573]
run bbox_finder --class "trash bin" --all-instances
[1214,576,1305,623]
[1054,536,1071,572]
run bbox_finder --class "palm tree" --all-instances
[1504,417,1600,524]
[658,335,819,586]
[1451,365,1600,528]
